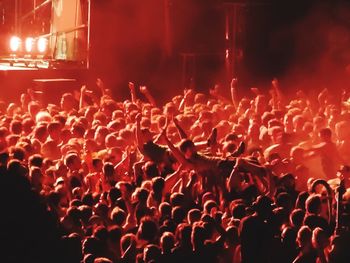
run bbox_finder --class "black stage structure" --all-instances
[1,0,349,104]
[0,0,90,104]
[0,64,88,104]
[0,0,272,104]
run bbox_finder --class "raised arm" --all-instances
[160,129,193,169]
[231,141,246,157]
[178,89,193,112]
[139,86,157,107]
[318,88,329,107]
[271,78,285,109]
[209,84,231,104]
[230,78,239,109]
[241,158,267,180]
[114,150,130,180]
[96,78,113,97]
[173,117,188,139]
[227,157,243,192]
[128,82,137,103]
[164,165,183,193]
[265,170,276,198]
[79,85,86,110]
[182,170,197,193]
[135,113,146,154]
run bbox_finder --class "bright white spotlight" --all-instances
[37,37,48,53]
[10,36,21,52]
[25,37,34,53]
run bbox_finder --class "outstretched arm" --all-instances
[271,78,285,109]
[242,158,266,174]
[80,85,99,109]
[318,88,329,107]
[128,82,137,103]
[79,85,86,109]
[230,78,239,109]
[209,84,231,104]
[96,78,112,97]
[160,129,193,169]
[135,113,145,154]
[227,158,243,192]
[178,89,193,112]
[114,150,130,178]
[140,85,157,107]
[265,170,276,198]
[173,117,188,139]
[164,165,183,193]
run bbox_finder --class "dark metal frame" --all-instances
[7,0,91,69]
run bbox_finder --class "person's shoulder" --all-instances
[196,152,222,162]
[265,144,279,151]
[303,213,316,221]
[292,254,302,263]
[313,142,327,149]
[327,178,340,190]
[171,246,181,254]
[304,213,328,227]
[144,140,167,151]
[241,213,258,225]
[263,144,279,157]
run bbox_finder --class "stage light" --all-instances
[37,37,48,53]
[10,36,21,52]
[25,37,34,53]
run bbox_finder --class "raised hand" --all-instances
[80,85,87,94]
[230,78,239,108]
[230,77,238,89]
[128,81,137,102]
[235,156,243,167]
[209,84,220,97]
[135,113,142,123]
[250,87,261,96]
[96,78,105,90]
[128,82,135,91]
[232,141,245,157]
[139,85,148,94]
[272,78,279,89]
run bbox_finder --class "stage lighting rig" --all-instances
[9,36,21,53]
[37,37,48,54]
[25,37,34,53]
[2,0,91,69]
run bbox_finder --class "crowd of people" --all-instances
[0,77,350,263]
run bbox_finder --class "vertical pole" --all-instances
[1,7,4,26]
[50,0,54,59]
[224,3,243,83]
[232,4,238,78]
[74,0,79,60]
[163,0,172,57]
[33,0,36,20]
[335,179,346,235]
[86,0,91,69]
[225,5,230,83]
[14,0,19,34]
[225,4,236,83]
